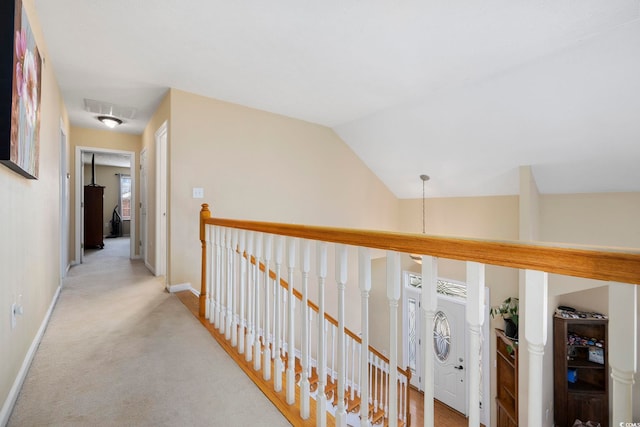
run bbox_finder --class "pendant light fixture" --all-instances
[410,174,430,264]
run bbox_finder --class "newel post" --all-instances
[199,203,211,317]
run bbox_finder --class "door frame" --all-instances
[59,121,69,279]
[140,147,150,270]
[74,146,136,263]
[154,121,168,284]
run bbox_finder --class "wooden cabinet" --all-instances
[84,185,105,249]
[553,314,608,427]
[496,329,518,427]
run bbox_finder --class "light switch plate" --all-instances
[192,187,204,199]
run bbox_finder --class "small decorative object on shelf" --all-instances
[490,297,519,340]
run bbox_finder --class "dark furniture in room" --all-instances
[554,314,608,427]
[496,328,518,427]
[84,185,105,249]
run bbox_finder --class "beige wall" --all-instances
[0,0,69,419]
[70,127,142,258]
[167,89,399,328]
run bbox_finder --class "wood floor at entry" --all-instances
[409,387,483,427]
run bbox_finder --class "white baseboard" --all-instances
[166,282,191,293]
[1,285,61,426]
[144,261,155,275]
[189,286,200,297]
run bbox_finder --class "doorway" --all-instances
[74,146,136,264]
[402,273,490,424]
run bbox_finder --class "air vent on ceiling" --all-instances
[83,99,137,120]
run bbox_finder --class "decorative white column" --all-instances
[335,244,348,427]
[273,236,284,391]
[359,247,372,427]
[524,269,548,427]
[286,237,297,404]
[263,234,273,381]
[466,262,485,427]
[387,251,401,427]
[609,281,637,425]
[316,241,328,427]
[245,231,254,362]
[299,240,311,418]
[253,232,263,371]
[421,255,438,427]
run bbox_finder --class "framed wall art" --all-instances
[1,0,42,179]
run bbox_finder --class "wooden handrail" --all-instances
[204,214,640,285]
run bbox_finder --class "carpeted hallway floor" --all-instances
[8,238,290,426]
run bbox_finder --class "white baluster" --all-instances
[273,236,284,391]
[359,247,371,426]
[220,228,229,335]
[369,352,373,406]
[253,233,263,371]
[205,223,212,320]
[351,338,356,400]
[230,229,239,347]
[285,237,297,403]
[214,226,222,327]
[245,231,254,362]
[374,355,379,411]
[386,251,400,427]
[225,229,233,340]
[335,244,348,427]
[384,362,389,416]
[263,234,273,380]
[238,231,246,354]
[316,241,328,427]
[332,323,336,384]
[422,255,438,427]
[299,239,311,418]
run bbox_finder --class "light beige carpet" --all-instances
[8,238,290,426]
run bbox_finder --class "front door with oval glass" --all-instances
[403,282,468,416]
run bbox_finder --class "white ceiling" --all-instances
[35,0,640,198]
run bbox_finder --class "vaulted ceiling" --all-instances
[35,0,640,198]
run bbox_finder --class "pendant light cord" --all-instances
[420,174,429,234]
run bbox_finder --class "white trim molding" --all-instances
[166,282,191,293]
[1,286,61,426]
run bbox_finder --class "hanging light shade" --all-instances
[97,115,123,128]
[410,174,430,264]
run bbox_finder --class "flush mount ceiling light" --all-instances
[410,174,430,264]
[97,115,123,128]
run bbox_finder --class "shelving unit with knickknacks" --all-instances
[496,328,518,427]
[553,312,608,427]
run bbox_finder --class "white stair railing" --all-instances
[199,204,640,427]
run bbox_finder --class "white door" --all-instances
[140,148,148,266]
[155,122,168,279]
[433,296,467,415]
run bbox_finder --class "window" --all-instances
[119,174,131,220]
